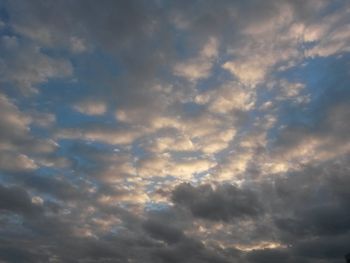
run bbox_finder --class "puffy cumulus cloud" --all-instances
[149,113,224,139]
[214,151,254,181]
[0,93,31,139]
[137,154,216,180]
[0,152,37,172]
[198,128,236,154]
[1,1,350,262]
[98,159,136,184]
[195,82,256,113]
[266,79,309,105]
[173,37,219,82]
[97,189,149,206]
[69,36,89,53]
[146,135,195,153]
[302,5,350,57]
[73,100,107,116]
[144,128,235,155]
[222,35,301,87]
[222,58,270,87]
[220,0,349,87]
[221,4,300,86]
[270,62,350,169]
[211,121,277,181]
[0,93,61,172]
[115,105,236,156]
[0,36,72,94]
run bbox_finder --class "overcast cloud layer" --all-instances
[0,1,350,262]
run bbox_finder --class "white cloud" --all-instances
[0,93,31,136]
[0,152,37,172]
[73,101,107,116]
[70,36,88,53]
[173,37,218,82]
[195,82,256,113]
[147,135,195,153]
[137,154,216,180]
[198,129,236,154]
[0,93,62,172]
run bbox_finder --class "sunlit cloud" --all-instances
[0,1,350,262]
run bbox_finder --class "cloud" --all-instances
[245,248,290,263]
[173,37,219,82]
[56,126,142,145]
[0,184,41,215]
[0,93,60,172]
[271,58,350,167]
[146,135,195,153]
[73,100,107,116]
[0,1,350,262]
[172,183,263,221]
[303,5,350,57]
[137,155,216,179]
[0,152,37,172]
[0,37,72,94]
[143,219,185,244]
[195,82,256,113]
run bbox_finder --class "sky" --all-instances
[0,0,350,262]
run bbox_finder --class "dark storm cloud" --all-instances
[271,156,350,239]
[172,183,263,221]
[241,156,350,263]
[0,241,48,263]
[245,248,290,263]
[1,149,349,261]
[143,219,185,244]
[275,204,350,237]
[0,184,41,215]
[291,233,350,261]
[142,211,230,262]
[151,238,229,263]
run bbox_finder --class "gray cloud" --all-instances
[172,183,263,221]
[0,184,41,215]
[0,0,350,262]
[143,219,185,244]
